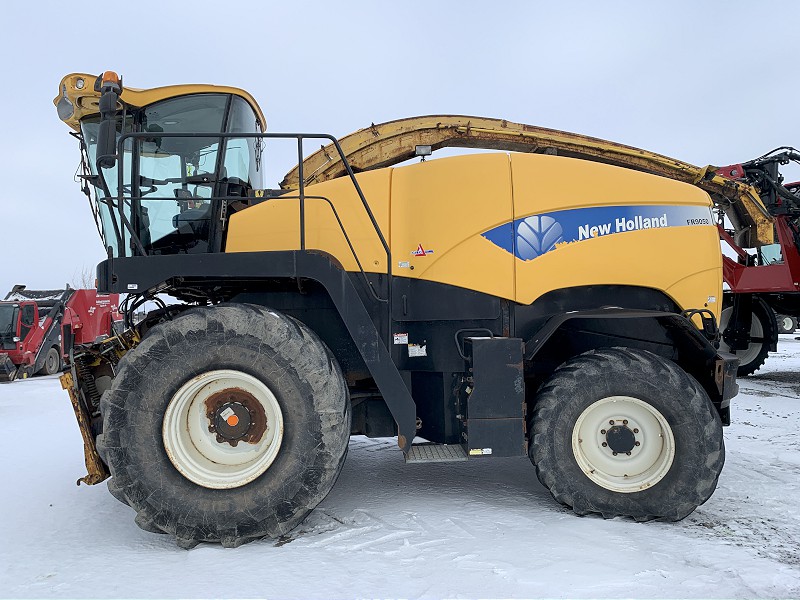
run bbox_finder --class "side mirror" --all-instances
[97,117,117,169]
[94,72,123,169]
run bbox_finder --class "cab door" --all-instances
[19,303,37,343]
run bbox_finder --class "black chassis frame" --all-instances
[97,249,737,452]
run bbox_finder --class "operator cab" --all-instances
[57,73,265,257]
[0,302,37,350]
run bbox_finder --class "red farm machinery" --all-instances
[715,149,800,375]
[0,286,120,382]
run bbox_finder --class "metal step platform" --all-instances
[404,443,468,464]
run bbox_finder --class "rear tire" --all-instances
[529,347,724,521]
[776,313,797,334]
[38,347,61,376]
[719,298,775,376]
[99,303,351,548]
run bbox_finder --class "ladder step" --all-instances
[405,443,467,464]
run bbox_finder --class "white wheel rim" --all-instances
[162,369,284,489]
[571,396,675,493]
[719,306,764,365]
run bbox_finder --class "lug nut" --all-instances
[626,451,631,456]
[633,428,639,433]
[609,420,615,425]
[216,434,225,443]
[635,441,640,446]
[612,451,618,456]
[208,425,216,433]
[601,429,607,435]
[602,442,608,447]
[623,419,628,425]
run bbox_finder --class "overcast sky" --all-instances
[1,0,798,295]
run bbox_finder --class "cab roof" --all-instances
[54,72,266,132]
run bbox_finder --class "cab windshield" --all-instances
[80,94,263,257]
[0,305,18,350]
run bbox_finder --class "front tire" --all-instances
[530,347,724,521]
[99,304,351,548]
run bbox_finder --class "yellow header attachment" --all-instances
[54,72,267,133]
[281,115,773,246]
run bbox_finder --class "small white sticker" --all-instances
[220,407,235,420]
[393,333,409,345]
[398,261,410,268]
[707,296,717,303]
[469,448,493,455]
[408,343,427,357]
[127,283,138,290]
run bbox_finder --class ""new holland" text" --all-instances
[578,214,668,241]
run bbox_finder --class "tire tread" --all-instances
[530,347,724,522]
[100,304,350,548]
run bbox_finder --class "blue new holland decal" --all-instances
[482,204,713,261]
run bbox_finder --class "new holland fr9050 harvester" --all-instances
[55,71,737,548]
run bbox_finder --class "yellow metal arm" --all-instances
[281,115,773,246]
[60,372,109,486]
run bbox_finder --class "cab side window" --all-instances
[20,305,35,340]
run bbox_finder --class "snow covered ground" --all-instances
[1,341,799,599]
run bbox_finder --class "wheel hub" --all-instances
[213,402,252,441]
[605,423,636,454]
[205,388,268,447]
[597,417,643,458]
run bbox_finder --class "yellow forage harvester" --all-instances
[54,71,742,549]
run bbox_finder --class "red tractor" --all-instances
[0,286,121,382]
[716,149,800,375]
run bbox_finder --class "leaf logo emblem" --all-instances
[516,215,564,260]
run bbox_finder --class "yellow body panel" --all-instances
[227,152,721,318]
[390,154,514,300]
[510,153,712,214]
[226,170,392,274]
[513,227,721,316]
[510,154,722,316]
